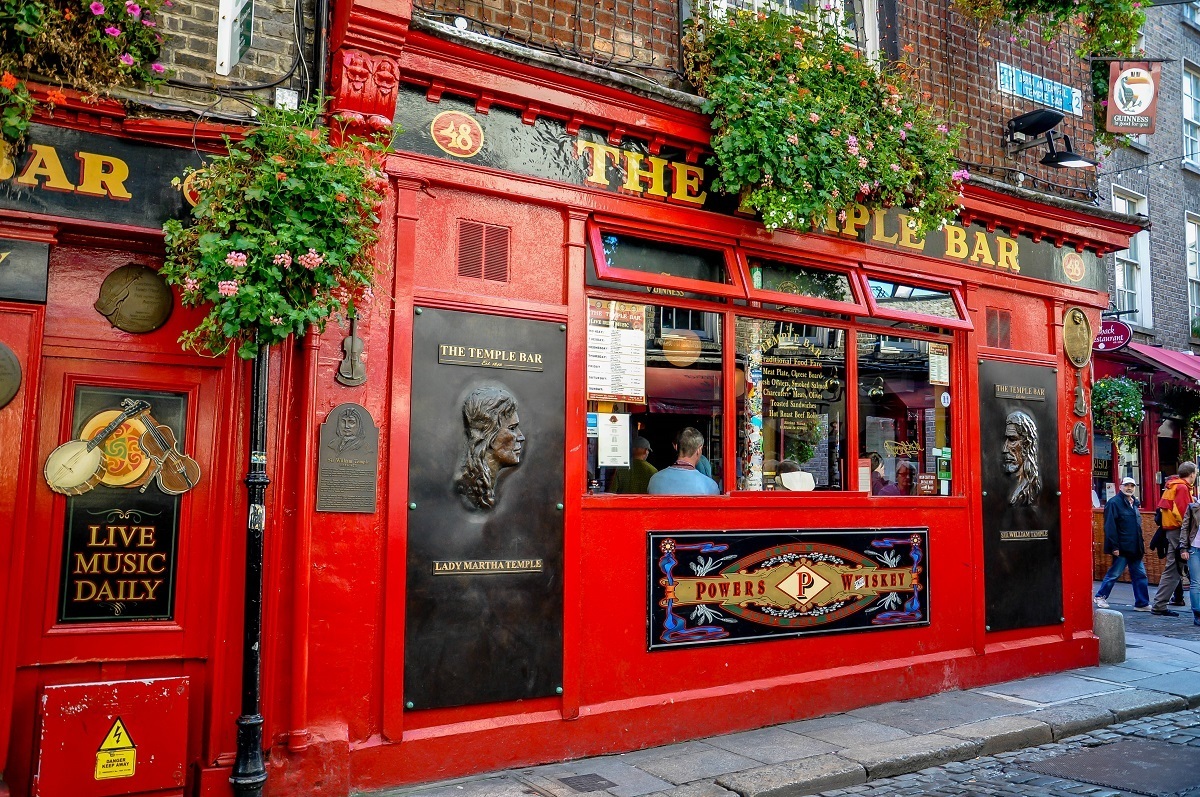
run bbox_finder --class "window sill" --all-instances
[1183,16,1200,35]
[1182,160,1200,178]
[1125,138,1151,154]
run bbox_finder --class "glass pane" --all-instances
[857,332,953,496]
[586,301,724,495]
[735,319,847,491]
[867,278,959,320]
[748,257,854,304]
[600,234,729,285]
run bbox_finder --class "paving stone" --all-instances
[704,728,838,764]
[1019,705,1116,741]
[1120,670,1200,708]
[643,782,737,797]
[638,749,763,785]
[1114,658,1188,675]
[617,742,723,766]
[1074,665,1156,685]
[561,760,676,797]
[797,721,911,748]
[404,776,534,797]
[846,691,1022,734]
[1077,688,1188,721]
[979,674,1122,704]
[835,734,982,779]
[777,716,859,735]
[940,715,1053,755]
[716,755,867,797]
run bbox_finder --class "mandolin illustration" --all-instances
[44,400,151,495]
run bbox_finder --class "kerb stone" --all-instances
[1023,704,1115,740]
[835,734,982,779]
[715,755,867,797]
[1093,608,1126,664]
[1078,688,1188,721]
[941,715,1053,755]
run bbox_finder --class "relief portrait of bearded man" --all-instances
[1003,409,1041,507]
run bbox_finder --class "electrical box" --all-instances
[216,0,254,76]
[34,677,190,797]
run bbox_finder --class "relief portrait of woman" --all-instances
[455,385,526,510]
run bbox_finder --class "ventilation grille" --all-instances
[986,308,1012,349]
[458,220,510,282]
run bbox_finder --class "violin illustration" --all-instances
[123,399,202,495]
[336,314,367,387]
[44,400,151,495]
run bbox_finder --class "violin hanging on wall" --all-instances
[129,402,202,495]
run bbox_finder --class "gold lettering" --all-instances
[74,553,101,575]
[136,526,155,547]
[75,151,132,199]
[621,152,669,198]
[0,139,13,181]
[821,209,840,235]
[574,140,622,186]
[871,210,898,244]
[74,580,97,601]
[896,216,925,250]
[668,162,707,205]
[969,231,996,265]
[16,144,76,191]
[997,236,1019,272]
[944,225,968,259]
[843,204,870,237]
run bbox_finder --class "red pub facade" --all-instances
[0,1,1143,796]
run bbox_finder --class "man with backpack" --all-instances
[1151,462,1196,616]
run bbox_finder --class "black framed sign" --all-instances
[648,528,929,650]
[978,361,1062,631]
[57,386,188,623]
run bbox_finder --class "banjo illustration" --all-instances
[44,399,151,495]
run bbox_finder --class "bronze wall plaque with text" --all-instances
[438,343,546,372]
[316,403,379,513]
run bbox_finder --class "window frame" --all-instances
[1186,212,1200,332]
[1111,187,1151,328]
[855,268,973,331]
[738,246,868,316]
[588,219,747,300]
[1185,62,1200,165]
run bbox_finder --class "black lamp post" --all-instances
[231,345,270,797]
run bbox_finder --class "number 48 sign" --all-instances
[430,110,484,158]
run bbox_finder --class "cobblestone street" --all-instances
[816,709,1200,797]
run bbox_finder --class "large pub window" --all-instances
[583,221,965,497]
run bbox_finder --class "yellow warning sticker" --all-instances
[94,717,136,780]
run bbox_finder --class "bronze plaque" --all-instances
[95,264,174,334]
[316,403,379,513]
[405,308,564,710]
[1062,307,1092,368]
[979,361,1061,631]
[0,341,20,410]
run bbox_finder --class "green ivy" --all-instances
[683,7,965,236]
[161,103,395,359]
[1092,376,1145,459]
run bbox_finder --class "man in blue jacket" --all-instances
[1094,477,1150,610]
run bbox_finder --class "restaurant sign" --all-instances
[395,88,1102,292]
[1093,319,1133,352]
[1,124,202,229]
[648,528,928,650]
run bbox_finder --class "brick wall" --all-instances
[1098,4,1200,352]
[125,0,314,115]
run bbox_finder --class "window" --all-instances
[735,320,847,490]
[705,0,878,59]
[1188,214,1200,335]
[1186,1,1200,25]
[857,332,952,496]
[1185,64,1200,164]
[1112,189,1150,328]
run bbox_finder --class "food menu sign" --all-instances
[587,299,646,403]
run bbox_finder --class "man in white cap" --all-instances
[610,436,657,494]
[1094,476,1150,610]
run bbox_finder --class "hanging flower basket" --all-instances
[161,103,393,359]
[683,7,965,236]
[1092,376,1145,459]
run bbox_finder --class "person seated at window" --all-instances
[673,428,713,478]
[609,437,658,494]
[869,452,890,495]
[649,427,720,496]
[878,460,915,496]
[776,460,816,492]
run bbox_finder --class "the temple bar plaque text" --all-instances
[438,344,545,372]
[995,385,1047,401]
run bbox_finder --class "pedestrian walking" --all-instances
[1179,495,1200,626]
[1094,477,1151,610]
[1150,462,1196,616]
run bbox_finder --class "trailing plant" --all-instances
[162,103,393,359]
[1161,384,1200,463]
[0,0,167,144]
[1091,376,1145,459]
[950,0,1144,149]
[683,7,966,236]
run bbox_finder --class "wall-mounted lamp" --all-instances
[1003,108,1098,169]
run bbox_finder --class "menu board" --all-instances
[587,300,646,403]
[928,342,950,386]
[761,357,830,433]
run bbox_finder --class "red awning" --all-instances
[1126,342,1200,384]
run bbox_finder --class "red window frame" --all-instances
[588,219,747,300]
[738,247,867,316]
[855,268,973,331]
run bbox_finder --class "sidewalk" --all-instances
[381,588,1200,797]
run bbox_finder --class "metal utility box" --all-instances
[34,677,189,797]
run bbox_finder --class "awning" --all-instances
[1126,342,1200,384]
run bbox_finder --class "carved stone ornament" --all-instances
[1072,422,1090,456]
[454,385,525,511]
[1003,409,1042,507]
[1062,307,1093,368]
[330,49,400,132]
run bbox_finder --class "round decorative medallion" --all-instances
[0,341,21,410]
[430,110,484,158]
[95,263,174,334]
[1063,306,1093,368]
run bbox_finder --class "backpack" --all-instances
[1149,524,1169,559]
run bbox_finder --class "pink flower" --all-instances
[808,112,820,123]
[119,53,134,65]
[105,25,121,35]
[1100,99,1109,107]
[89,1,105,13]
[904,121,913,130]
[859,182,871,194]
[273,252,293,267]
[225,251,248,268]
[864,139,874,150]
[218,280,240,297]
[899,130,907,141]
[297,248,324,270]
[151,62,164,72]
[952,169,971,182]
[183,277,199,293]
[890,163,902,172]
[831,188,840,198]
[858,157,868,168]
[787,133,799,145]
[837,210,847,224]
[937,124,949,133]
[847,134,859,156]
[270,315,284,325]
[142,17,156,25]
[126,1,141,15]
